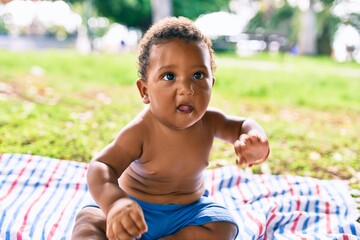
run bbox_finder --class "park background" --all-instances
[0,0,359,196]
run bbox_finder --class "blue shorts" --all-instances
[84,190,239,239]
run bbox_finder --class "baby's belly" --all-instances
[119,166,205,204]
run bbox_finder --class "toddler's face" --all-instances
[138,38,214,130]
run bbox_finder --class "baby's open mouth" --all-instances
[177,104,194,113]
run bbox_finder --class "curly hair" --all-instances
[137,16,216,78]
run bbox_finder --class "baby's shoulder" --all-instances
[202,108,231,132]
[204,107,227,121]
[113,113,149,149]
[123,114,149,133]
[116,110,150,139]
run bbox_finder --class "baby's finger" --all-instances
[233,140,243,157]
[130,209,148,233]
[106,225,115,240]
[249,134,260,141]
[236,155,247,165]
[121,217,143,238]
[239,134,249,144]
[241,134,262,146]
[249,132,268,143]
[108,222,133,240]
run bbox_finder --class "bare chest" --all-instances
[119,129,214,202]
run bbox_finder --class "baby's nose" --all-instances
[178,80,194,95]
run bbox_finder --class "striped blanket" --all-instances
[0,153,359,240]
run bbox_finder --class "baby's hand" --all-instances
[106,198,148,240]
[234,133,270,167]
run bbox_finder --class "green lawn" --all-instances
[0,49,359,190]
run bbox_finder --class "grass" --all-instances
[0,49,359,191]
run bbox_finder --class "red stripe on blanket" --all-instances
[325,201,331,234]
[290,212,307,240]
[288,198,306,239]
[46,165,88,239]
[210,170,216,200]
[263,204,278,240]
[246,210,263,237]
[315,182,321,196]
[0,156,32,201]
[16,160,62,240]
[284,175,294,196]
[259,175,271,199]
[296,197,301,211]
[235,175,247,203]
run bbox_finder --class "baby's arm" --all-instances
[87,124,148,239]
[209,108,270,166]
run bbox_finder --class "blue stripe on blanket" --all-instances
[0,153,359,239]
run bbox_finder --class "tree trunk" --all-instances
[150,0,173,24]
[261,0,275,21]
[298,0,317,55]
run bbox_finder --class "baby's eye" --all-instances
[193,72,204,80]
[163,73,175,81]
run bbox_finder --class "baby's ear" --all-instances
[136,78,150,104]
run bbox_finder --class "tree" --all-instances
[245,1,295,51]
[297,0,317,54]
[151,0,173,23]
[92,0,152,31]
[245,0,340,55]
[297,0,339,55]
[70,0,231,32]
[315,4,340,55]
[172,0,231,20]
